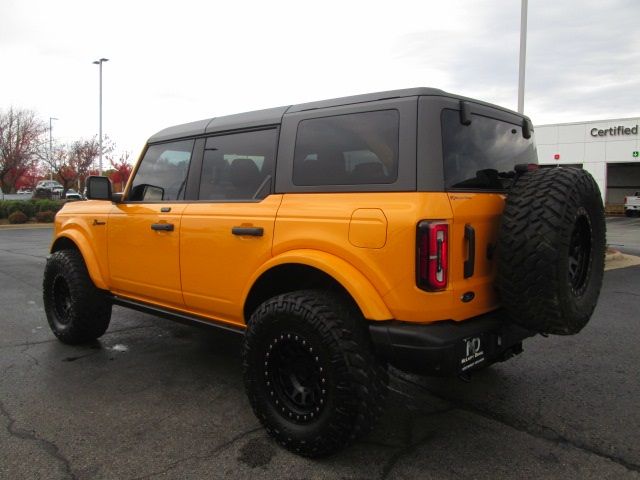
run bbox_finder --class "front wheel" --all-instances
[242,290,387,457]
[43,249,112,344]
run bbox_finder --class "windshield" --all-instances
[441,109,537,191]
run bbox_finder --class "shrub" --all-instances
[8,210,28,224]
[35,210,56,223]
[32,199,64,214]
[13,201,35,218]
[1,200,33,218]
[0,199,65,218]
[0,199,61,219]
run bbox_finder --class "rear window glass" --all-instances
[293,110,399,186]
[442,109,537,190]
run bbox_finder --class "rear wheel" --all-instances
[242,290,387,457]
[43,249,112,344]
[497,167,605,335]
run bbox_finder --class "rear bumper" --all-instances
[369,312,535,376]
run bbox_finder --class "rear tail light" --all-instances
[416,221,448,291]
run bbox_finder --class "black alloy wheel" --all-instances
[52,275,73,324]
[567,212,592,296]
[265,331,328,424]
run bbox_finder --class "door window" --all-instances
[129,139,195,201]
[199,129,277,201]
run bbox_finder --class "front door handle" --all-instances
[151,223,174,232]
[232,226,264,237]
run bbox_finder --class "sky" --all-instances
[1,0,639,161]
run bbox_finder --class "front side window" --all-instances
[293,110,399,186]
[198,129,277,201]
[442,109,538,190]
[128,139,194,201]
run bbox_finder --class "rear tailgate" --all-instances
[447,192,505,314]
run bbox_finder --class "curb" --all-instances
[605,249,624,262]
[604,248,640,271]
[0,223,53,230]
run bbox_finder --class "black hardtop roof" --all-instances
[148,87,527,143]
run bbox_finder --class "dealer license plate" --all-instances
[459,335,487,372]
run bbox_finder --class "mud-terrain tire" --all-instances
[242,290,388,457]
[497,167,605,335]
[43,249,112,344]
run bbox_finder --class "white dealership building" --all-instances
[535,117,640,207]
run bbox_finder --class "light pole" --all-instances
[49,117,58,180]
[92,57,109,175]
[517,0,528,113]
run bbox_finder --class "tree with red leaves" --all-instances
[15,162,44,190]
[51,138,102,196]
[0,108,47,193]
[108,153,133,192]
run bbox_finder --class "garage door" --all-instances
[606,163,640,205]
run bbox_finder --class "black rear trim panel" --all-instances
[369,312,534,376]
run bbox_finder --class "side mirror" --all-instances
[142,185,164,201]
[86,176,113,200]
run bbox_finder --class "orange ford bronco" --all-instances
[43,88,605,456]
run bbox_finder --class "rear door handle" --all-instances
[232,226,264,237]
[151,223,174,232]
[464,224,475,278]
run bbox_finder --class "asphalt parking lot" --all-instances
[1,220,639,479]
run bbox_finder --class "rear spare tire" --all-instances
[497,167,605,335]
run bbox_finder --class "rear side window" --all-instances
[129,139,194,201]
[442,109,537,190]
[199,129,277,201]
[293,110,399,186]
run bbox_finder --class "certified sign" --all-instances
[590,125,638,137]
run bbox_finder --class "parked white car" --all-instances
[64,189,83,200]
[624,192,640,216]
[36,180,63,191]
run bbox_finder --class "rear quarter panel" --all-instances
[275,192,490,323]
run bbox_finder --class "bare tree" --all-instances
[0,108,47,193]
